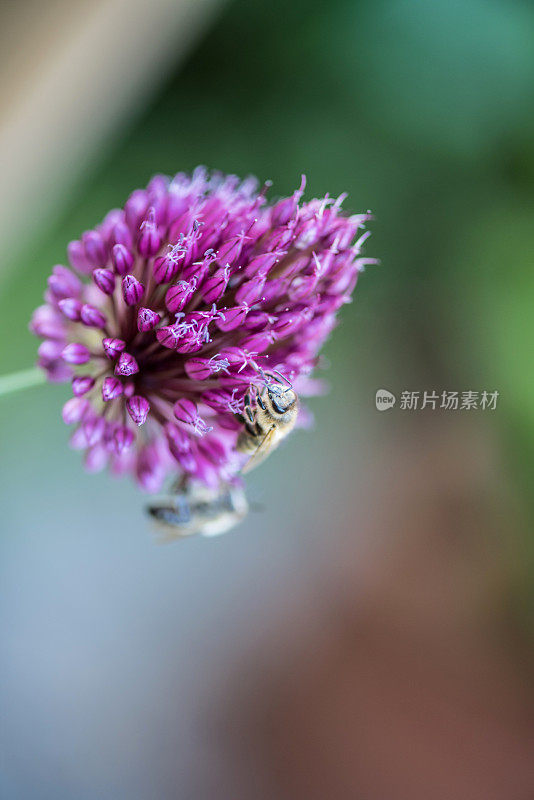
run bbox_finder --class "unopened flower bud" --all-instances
[111,244,134,275]
[58,298,82,321]
[80,304,107,329]
[72,375,95,396]
[137,307,160,332]
[102,337,126,359]
[115,351,139,376]
[62,343,91,364]
[93,268,116,296]
[137,207,161,257]
[122,274,145,306]
[127,395,150,426]
[102,376,124,401]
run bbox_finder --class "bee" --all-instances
[147,478,248,540]
[236,369,299,473]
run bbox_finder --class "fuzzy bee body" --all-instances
[236,372,298,473]
[147,481,248,540]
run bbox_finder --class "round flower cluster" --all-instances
[30,169,374,491]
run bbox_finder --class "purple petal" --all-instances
[80,304,107,329]
[125,189,149,230]
[173,397,197,425]
[153,244,184,283]
[184,358,215,381]
[109,221,133,249]
[37,339,63,366]
[137,307,161,332]
[137,207,161,257]
[72,375,95,396]
[48,265,82,300]
[239,330,277,353]
[156,325,181,350]
[216,234,245,266]
[102,376,124,401]
[174,398,212,436]
[67,240,92,274]
[270,175,305,226]
[164,422,191,455]
[135,444,166,493]
[115,352,139,376]
[82,415,106,446]
[216,305,248,332]
[165,424,196,470]
[165,280,195,313]
[30,305,66,339]
[82,230,107,268]
[112,425,135,454]
[127,395,150,426]
[93,268,116,296]
[111,243,134,275]
[243,252,280,278]
[62,397,89,424]
[85,444,109,473]
[61,343,91,364]
[102,337,126,359]
[58,298,82,321]
[201,267,230,304]
[122,274,145,306]
[235,274,267,305]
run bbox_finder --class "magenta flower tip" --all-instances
[80,304,107,329]
[156,325,180,350]
[62,397,89,424]
[137,207,161,257]
[137,307,161,332]
[115,351,139,377]
[30,169,372,490]
[82,415,105,447]
[93,268,116,296]
[127,395,150,426]
[174,398,213,437]
[82,230,107,268]
[58,297,82,322]
[67,240,91,274]
[113,425,135,454]
[61,343,91,365]
[72,375,95,396]
[48,265,82,300]
[122,274,145,306]
[102,337,126,359]
[102,376,124,402]
[111,243,134,275]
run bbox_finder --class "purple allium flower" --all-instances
[30,169,374,492]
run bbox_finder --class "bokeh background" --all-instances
[2,0,534,797]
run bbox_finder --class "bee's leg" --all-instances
[235,398,255,426]
[235,394,263,443]
[247,390,267,430]
[241,420,258,437]
[244,394,256,425]
[235,405,258,439]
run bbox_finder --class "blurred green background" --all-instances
[2,0,534,797]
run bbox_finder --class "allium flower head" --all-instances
[30,169,374,492]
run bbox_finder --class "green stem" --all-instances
[0,367,46,398]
